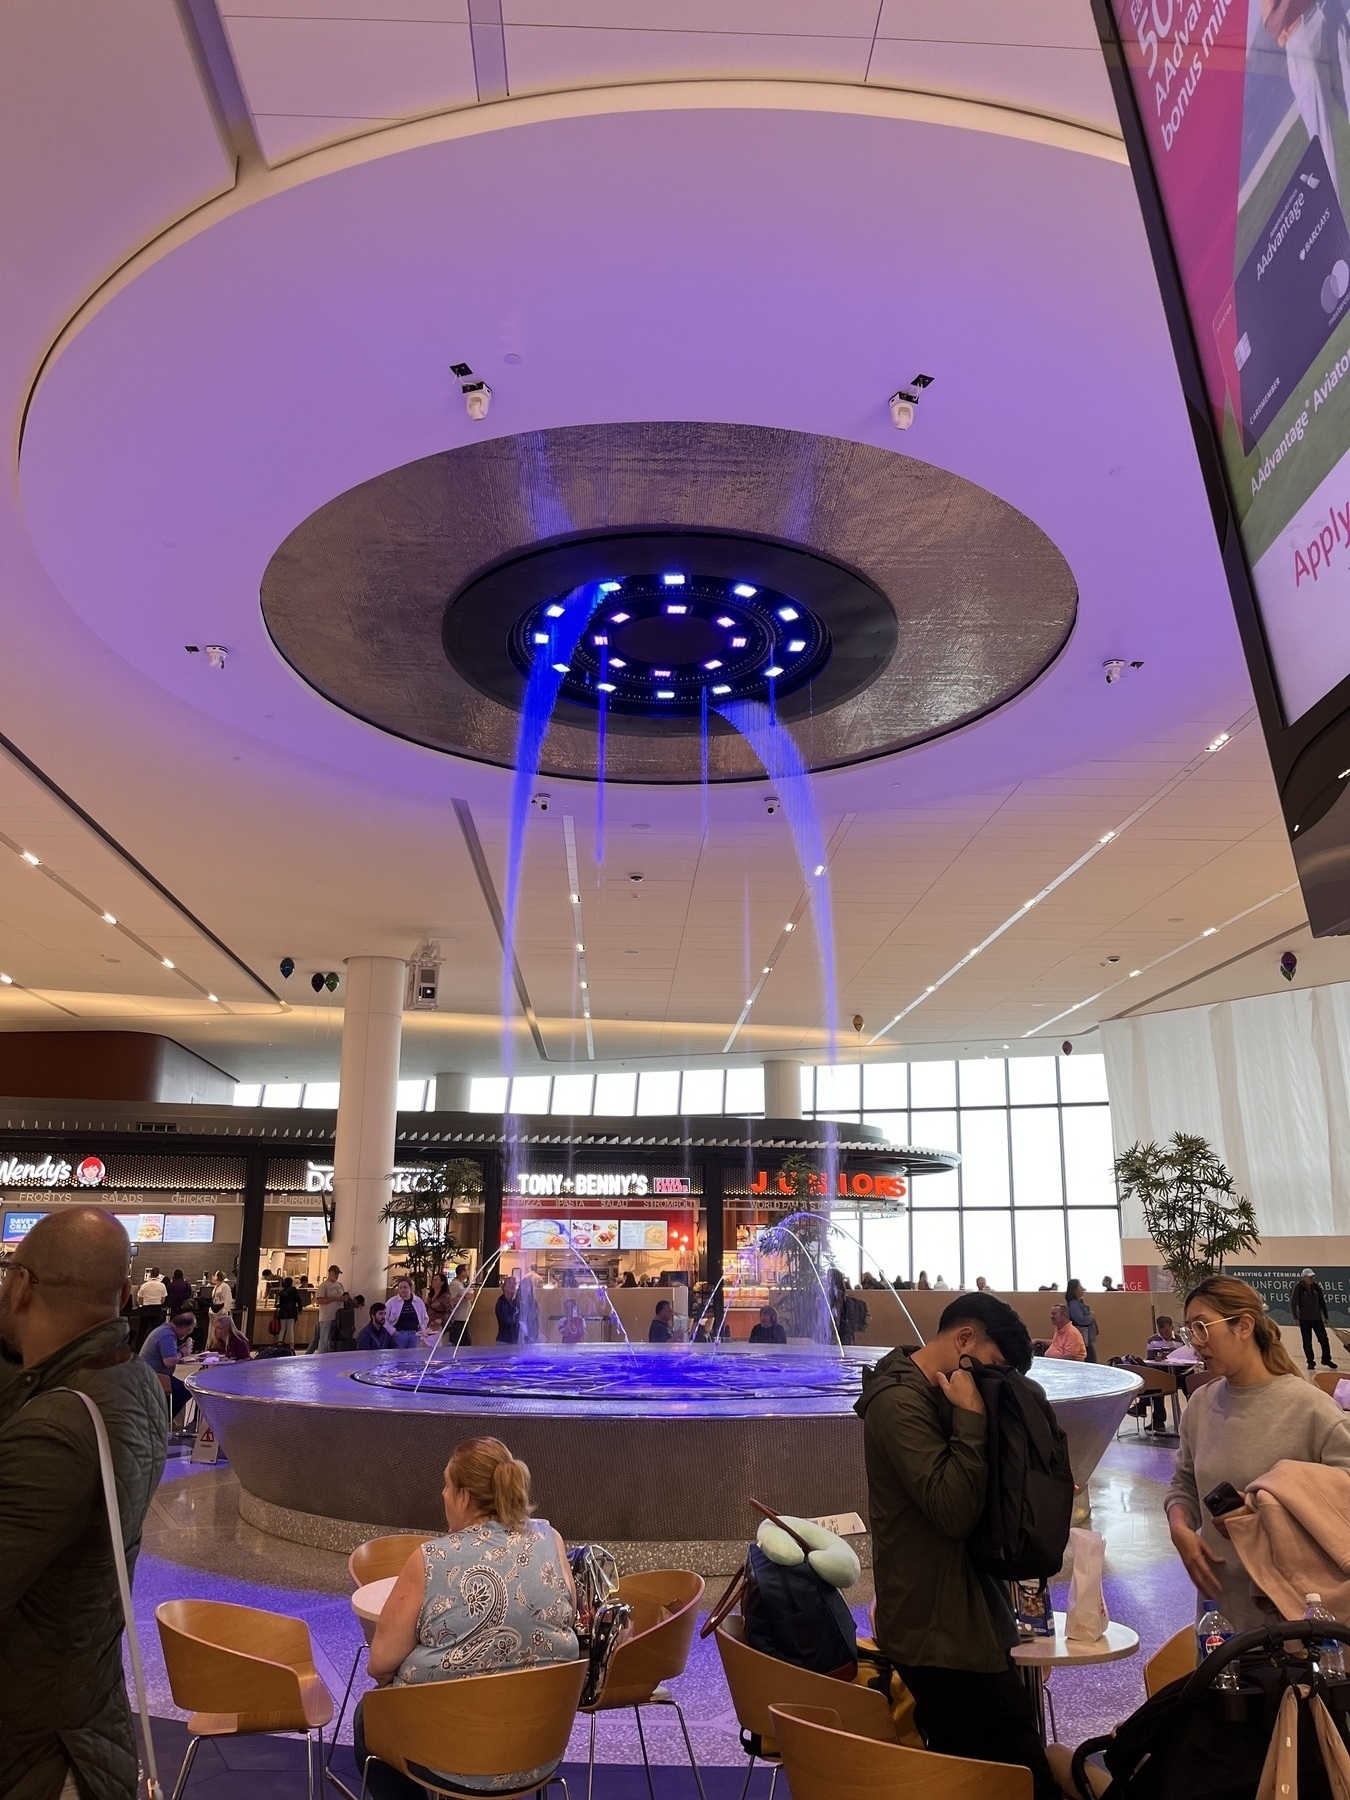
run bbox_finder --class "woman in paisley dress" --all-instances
[357,1436,579,1800]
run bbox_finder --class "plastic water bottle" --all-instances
[1304,1594,1347,1678]
[1197,1603,1239,1689]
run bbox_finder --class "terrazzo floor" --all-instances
[128,1428,1192,1778]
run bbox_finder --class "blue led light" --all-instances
[777,606,798,621]
[787,638,806,653]
[533,632,549,645]
[711,683,731,694]
[599,581,622,593]
[704,659,723,670]
[656,689,675,699]
[665,603,688,614]
[733,584,757,598]
[552,662,570,674]
[765,665,784,678]
[662,573,686,586]
[716,615,735,627]
[545,604,565,618]
[610,612,630,624]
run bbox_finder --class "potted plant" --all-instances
[379,1157,483,1292]
[1113,1133,1259,1294]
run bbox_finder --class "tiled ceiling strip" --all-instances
[468,0,509,102]
[870,710,1259,1044]
[561,814,594,1060]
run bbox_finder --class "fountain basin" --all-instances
[190,1346,1140,1568]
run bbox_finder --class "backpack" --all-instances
[966,1361,1074,1580]
[701,1505,859,1679]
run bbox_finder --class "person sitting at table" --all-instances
[648,1299,674,1343]
[1041,1303,1086,1361]
[558,1298,587,1344]
[358,1436,579,1800]
[205,1310,252,1361]
[139,1310,196,1423]
[356,1301,398,1351]
[749,1304,787,1345]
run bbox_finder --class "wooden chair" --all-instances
[1145,1625,1196,1697]
[715,1617,897,1800]
[155,1599,334,1800]
[769,1702,1032,1800]
[328,1532,433,1791]
[358,1657,587,1800]
[582,1570,707,1800]
[1316,1371,1344,1398]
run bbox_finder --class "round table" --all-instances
[1011,1612,1141,1740]
[351,1576,397,1635]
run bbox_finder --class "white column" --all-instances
[433,1071,472,1111]
[331,956,406,1306]
[763,1059,803,1120]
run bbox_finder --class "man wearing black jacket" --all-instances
[1290,1269,1338,1371]
[856,1292,1056,1799]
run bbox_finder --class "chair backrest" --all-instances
[156,1599,315,1724]
[715,1618,895,1749]
[595,1570,705,1706]
[1315,1371,1343,1398]
[361,1659,587,1783]
[1144,1625,1196,1697]
[348,1532,432,1587]
[770,1703,1032,1800]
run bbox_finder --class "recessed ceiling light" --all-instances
[576,942,584,951]
[1205,732,1230,752]
[208,993,219,1003]
[731,637,747,648]
[1202,926,1217,936]
[784,922,794,931]
[0,974,12,985]
[765,665,783,678]
[787,639,806,653]
[733,584,757,598]
[599,581,622,593]
[552,662,569,674]
[762,965,772,974]
[580,980,588,989]
[656,690,675,699]
[570,892,580,903]
[653,668,672,677]
[102,912,116,925]
[778,606,798,621]
[545,604,564,618]
[712,683,731,694]
[610,612,630,624]
[665,603,688,615]
[1099,831,1116,843]
[662,573,686,586]
[1129,969,1141,977]
[704,659,723,670]
[533,632,549,645]
[596,681,617,693]
[609,657,626,668]
[716,615,736,627]
[162,958,175,969]
[593,634,608,645]
[20,851,39,866]
[814,863,826,876]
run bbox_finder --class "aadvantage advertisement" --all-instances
[1111,0,1350,722]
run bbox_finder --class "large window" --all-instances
[813,1055,1119,1292]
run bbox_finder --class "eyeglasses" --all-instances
[0,1260,35,1283]
[1179,1316,1238,1346]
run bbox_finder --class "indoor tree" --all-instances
[1113,1133,1260,1293]
[379,1157,483,1292]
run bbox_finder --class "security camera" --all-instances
[889,393,916,431]
[765,796,781,816]
[1062,1040,1074,1055]
[1103,659,1127,684]
[463,380,491,422]
[279,957,295,979]
[531,792,550,813]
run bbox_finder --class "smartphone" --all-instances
[1203,1480,1245,1519]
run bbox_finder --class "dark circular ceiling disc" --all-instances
[443,529,895,737]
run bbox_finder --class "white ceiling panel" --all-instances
[875,0,1101,51]
[502,0,877,28]
[866,38,1117,131]
[503,26,872,91]
[223,0,468,16]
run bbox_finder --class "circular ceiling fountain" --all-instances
[260,421,1079,783]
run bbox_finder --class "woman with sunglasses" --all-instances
[1165,1275,1350,1629]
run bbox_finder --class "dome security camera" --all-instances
[463,380,491,422]
[764,796,781,815]
[531,792,550,812]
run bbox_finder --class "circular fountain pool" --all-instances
[190,1346,1140,1567]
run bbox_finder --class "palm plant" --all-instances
[379,1157,482,1291]
[1113,1133,1259,1293]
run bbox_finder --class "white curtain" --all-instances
[1100,982,1350,1237]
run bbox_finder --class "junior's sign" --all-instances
[749,1168,906,1201]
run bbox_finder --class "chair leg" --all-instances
[766,1767,779,1800]
[328,1644,364,1770]
[169,1736,202,1800]
[664,1699,708,1800]
[308,1729,319,1800]
[738,1755,756,1800]
[634,1704,657,1800]
[587,1712,597,1800]
[1044,1678,1058,1744]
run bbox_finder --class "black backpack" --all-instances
[966,1361,1074,1580]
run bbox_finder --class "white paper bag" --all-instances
[1065,1526,1109,1642]
[1334,1377,1350,1412]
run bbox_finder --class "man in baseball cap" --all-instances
[1290,1268,1338,1372]
[310,1263,346,1353]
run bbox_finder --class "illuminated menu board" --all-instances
[114,1212,165,1243]
[3,1209,47,1243]
[287,1214,329,1247]
[163,1213,215,1243]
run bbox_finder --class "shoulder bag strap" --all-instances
[51,1387,163,1800]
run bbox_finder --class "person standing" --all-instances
[333,1291,361,1352]
[1065,1278,1099,1362]
[443,1263,471,1346]
[134,1265,167,1349]
[309,1264,346,1353]
[165,1267,193,1315]
[495,1274,521,1344]
[274,1275,303,1346]
[386,1277,427,1349]
[210,1270,233,1316]
[855,1293,1056,1799]
[1167,1275,1350,1631]
[0,1208,168,1800]
[1290,1268,1339,1371]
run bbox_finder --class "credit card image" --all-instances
[1213,136,1350,454]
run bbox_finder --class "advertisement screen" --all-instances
[162,1213,215,1244]
[287,1214,329,1247]
[518,1218,620,1251]
[1109,0,1350,721]
[2,1209,47,1243]
[114,1212,164,1243]
[619,1219,669,1251]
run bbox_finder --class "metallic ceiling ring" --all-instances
[261,421,1078,784]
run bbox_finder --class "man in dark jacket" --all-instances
[1291,1269,1338,1371]
[0,1207,167,1800]
[855,1292,1056,1799]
